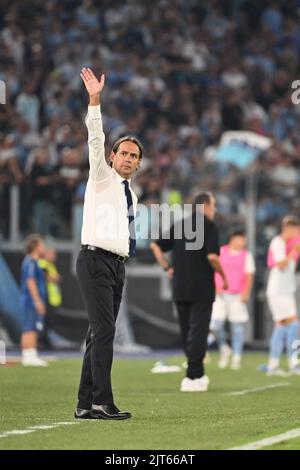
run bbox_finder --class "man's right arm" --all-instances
[150,242,174,279]
[81,67,110,183]
[26,276,46,315]
[206,221,228,290]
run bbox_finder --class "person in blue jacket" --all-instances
[20,234,48,367]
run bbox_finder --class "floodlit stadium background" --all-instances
[1,0,300,351]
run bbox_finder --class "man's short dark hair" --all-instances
[228,227,246,241]
[111,135,143,159]
[24,234,42,254]
[281,215,300,229]
[193,191,213,208]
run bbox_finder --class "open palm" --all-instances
[80,67,105,96]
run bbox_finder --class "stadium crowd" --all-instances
[1,0,300,254]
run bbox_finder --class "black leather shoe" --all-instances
[91,404,132,420]
[74,408,93,419]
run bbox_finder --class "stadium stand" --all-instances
[1,0,300,246]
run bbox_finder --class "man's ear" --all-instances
[109,151,115,167]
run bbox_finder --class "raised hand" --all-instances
[80,67,105,97]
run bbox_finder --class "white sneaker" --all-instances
[218,345,232,369]
[22,358,48,367]
[180,375,209,392]
[193,375,210,391]
[267,368,290,377]
[289,365,300,376]
[231,355,241,370]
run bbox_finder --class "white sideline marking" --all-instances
[0,430,36,437]
[29,422,75,430]
[224,382,290,396]
[29,425,61,430]
[230,428,300,450]
[0,421,77,439]
[54,422,77,425]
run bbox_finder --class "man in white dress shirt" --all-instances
[75,68,143,420]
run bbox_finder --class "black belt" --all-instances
[81,245,129,264]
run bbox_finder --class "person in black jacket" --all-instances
[150,192,228,392]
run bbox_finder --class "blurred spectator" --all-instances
[0,134,24,237]
[29,148,56,235]
[56,146,82,237]
[16,82,40,130]
[0,0,299,267]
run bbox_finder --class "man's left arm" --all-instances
[150,225,175,279]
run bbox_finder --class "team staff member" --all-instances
[38,247,62,349]
[39,248,62,309]
[151,192,228,392]
[75,68,143,420]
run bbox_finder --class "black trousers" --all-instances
[76,249,125,407]
[175,301,213,379]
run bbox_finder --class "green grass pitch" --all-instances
[0,353,300,450]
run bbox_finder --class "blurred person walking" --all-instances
[75,68,143,420]
[151,192,228,392]
[210,229,255,370]
[20,234,48,367]
[265,216,300,375]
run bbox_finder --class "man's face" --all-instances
[110,141,141,179]
[45,249,56,263]
[229,235,246,251]
[285,225,300,241]
[205,197,217,220]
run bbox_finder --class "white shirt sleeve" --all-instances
[85,105,111,182]
[245,252,256,274]
[271,237,286,263]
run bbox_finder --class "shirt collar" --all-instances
[112,168,131,186]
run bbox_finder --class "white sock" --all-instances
[22,348,37,361]
[268,357,279,370]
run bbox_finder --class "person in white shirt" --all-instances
[75,68,143,421]
[266,215,300,376]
